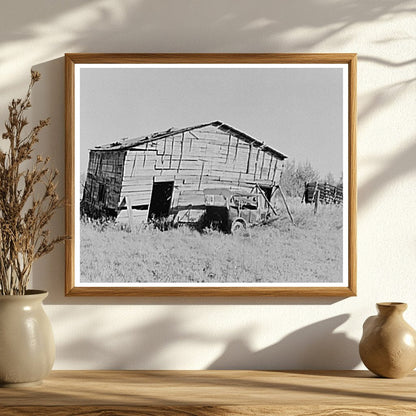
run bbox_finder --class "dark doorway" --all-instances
[148,181,174,221]
[259,186,272,202]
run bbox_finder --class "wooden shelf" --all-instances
[1,370,415,415]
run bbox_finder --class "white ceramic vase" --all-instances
[0,290,55,387]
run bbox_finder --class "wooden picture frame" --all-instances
[65,53,356,296]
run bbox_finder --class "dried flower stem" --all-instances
[0,71,65,295]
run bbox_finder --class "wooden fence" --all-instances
[303,182,343,205]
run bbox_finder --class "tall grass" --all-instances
[80,199,343,283]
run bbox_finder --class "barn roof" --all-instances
[94,121,287,160]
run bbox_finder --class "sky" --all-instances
[79,65,345,179]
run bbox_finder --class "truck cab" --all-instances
[203,188,270,233]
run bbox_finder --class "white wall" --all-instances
[1,0,415,370]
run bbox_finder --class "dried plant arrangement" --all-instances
[0,71,65,295]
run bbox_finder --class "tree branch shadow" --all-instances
[359,138,416,209]
[359,56,416,67]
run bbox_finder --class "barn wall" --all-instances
[81,150,126,217]
[119,125,284,222]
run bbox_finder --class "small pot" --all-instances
[359,302,416,378]
[0,290,55,387]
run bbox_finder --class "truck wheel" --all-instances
[231,220,246,234]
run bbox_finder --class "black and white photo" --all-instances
[65,54,356,296]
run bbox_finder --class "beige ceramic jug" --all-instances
[359,302,416,378]
[0,290,55,386]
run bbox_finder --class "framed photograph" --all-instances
[65,53,356,296]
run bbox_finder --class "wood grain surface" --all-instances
[1,370,415,415]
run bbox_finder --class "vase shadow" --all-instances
[208,314,360,370]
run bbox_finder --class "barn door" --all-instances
[148,181,174,221]
[259,186,272,207]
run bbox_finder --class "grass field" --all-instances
[80,199,343,283]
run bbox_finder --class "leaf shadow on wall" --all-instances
[207,314,360,370]
[359,138,416,210]
[0,0,414,96]
[356,54,416,210]
[53,312,215,369]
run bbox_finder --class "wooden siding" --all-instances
[81,150,126,217]
[119,125,284,221]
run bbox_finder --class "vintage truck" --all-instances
[173,187,280,233]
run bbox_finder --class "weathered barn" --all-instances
[81,121,287,224]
